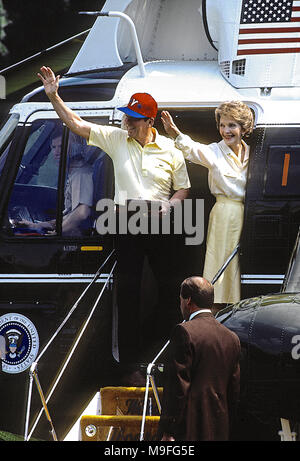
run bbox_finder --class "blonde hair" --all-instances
[215,101,254,137]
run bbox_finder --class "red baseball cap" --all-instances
[118,93,158,119]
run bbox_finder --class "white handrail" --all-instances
[108,11,146,78]
[79,11,146,78]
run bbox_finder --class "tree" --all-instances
[0,0,9,57]
[1,0,104,68]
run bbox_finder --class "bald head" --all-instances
[180,277,214,319]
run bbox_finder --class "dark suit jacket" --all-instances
[158,312,241,441]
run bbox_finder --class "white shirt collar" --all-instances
[219,139,249,166]
[189,309,211,321]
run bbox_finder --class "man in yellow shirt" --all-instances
[38,66,190,384]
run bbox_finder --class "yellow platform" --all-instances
[80,386,163,441]
[80,414,160,441]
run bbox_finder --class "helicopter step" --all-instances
[80,386,163,441]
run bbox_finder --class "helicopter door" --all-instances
[241,125,300,298]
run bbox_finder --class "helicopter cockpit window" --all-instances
[6,119,62,236]
[0,114,20,154]
[5,118,114,237]
[0,114,20,179]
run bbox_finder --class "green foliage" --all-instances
[1,0,105,67]
[0,430,41,441]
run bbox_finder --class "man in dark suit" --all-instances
[159,276,241,441]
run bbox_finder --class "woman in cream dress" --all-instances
[161,101,254,308]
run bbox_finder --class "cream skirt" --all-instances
[203,196,244,304]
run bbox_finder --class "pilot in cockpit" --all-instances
[17,133,94,237]
[31,130,62,188]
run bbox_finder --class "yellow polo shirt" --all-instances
[88,124,191,205]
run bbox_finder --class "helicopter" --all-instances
[0,0,300,441]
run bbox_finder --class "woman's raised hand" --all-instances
[161,111,181,139]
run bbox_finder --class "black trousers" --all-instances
[115,232,185,368]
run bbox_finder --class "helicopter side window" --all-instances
[61,122,114,237]
[264,145,300,197]
[62,132,104,237]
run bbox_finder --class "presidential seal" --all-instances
[0,313,39,374]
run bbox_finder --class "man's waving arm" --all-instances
[38,66,92,140]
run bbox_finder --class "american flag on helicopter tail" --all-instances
[237,0,300,55]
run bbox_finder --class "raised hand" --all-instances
[161,111,181,139]
[37,66,60,98]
